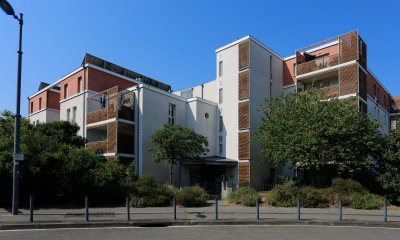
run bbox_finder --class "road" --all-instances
[0,225,399,240]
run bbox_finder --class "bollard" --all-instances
[297,199,301,220]
[126,196,130,221]
[338,199,342,221]
[173,197,177,220]
[85,196,89,222]
[215,197,218,220]
[256,198,260,220]
[384,199,388,223]
[29,195,34,223]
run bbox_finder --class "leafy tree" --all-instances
[376,129,400,202]
[256,91,381,182]
[149,124,208,186]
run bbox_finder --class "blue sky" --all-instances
[1,0,399,116]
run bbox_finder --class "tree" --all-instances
[376,129,400,202]
[256,91,381,182]
[149,124,208,186]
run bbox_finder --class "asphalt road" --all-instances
[0,225,399,240]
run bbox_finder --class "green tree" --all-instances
[149,124,208,186]
[256,91,381,182]
[376,129,400,202]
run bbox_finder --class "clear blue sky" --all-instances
[1,0,399,116]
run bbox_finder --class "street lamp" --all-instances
[0,0,24,215]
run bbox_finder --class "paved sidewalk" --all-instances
[1,201,400,229]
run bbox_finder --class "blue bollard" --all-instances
[29,195,34,223]
[297,199,301,220]
[173,197,177,220]
[338,199,342,221]
[85,196,89,222]
[126,196,130,221]
[215,197,218,220]
[384,199,388,223]
[256,198,260,220]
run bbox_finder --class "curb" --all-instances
[1,219,400,230]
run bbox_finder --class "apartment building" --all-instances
[28,30,395,195]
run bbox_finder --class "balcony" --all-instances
[86,140,108,154]
[87,86,135,125]
[296,54,339,76]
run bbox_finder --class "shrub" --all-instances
[266,178,297,207]
[324,178,367,206]
[298,187,328,208]
[175,185,208,207]
[129,175,173,207]
[228,186,260,207]
[350,193,383,210]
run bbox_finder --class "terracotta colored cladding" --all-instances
[238,131,250,159]
[59,69,85,100]
[238,161,250,184]
[339,64,358,96]
[367,72,390,112]
[238,70,250,99]
[238,101,250,129]
[239,41,250,70]
[87,67,136,92]
[309,44,339,57]
[283,57,296,86]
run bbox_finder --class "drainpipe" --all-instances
[135,87,141,175]
[82,64,87,139]
[201,84,204,99]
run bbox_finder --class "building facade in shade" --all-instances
[28,30,394,195]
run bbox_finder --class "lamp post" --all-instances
[0,0,24,215]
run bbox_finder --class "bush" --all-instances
[175,185,208,207]
[350,193,383,210]
[228,186,260,207]
[129,175,173,207]
[324,178,368,206]
[267,178,297,207]
[298,187,328,208]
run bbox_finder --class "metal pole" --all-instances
[29,195,33,223]
[384,199,387,223]
[85,196,89,221]
[215,197,218,220]
[338,199,342,221]
[297,199,301,220]
[11,13,23,216]
[173,197,177,220]
[126,196,130,221]
[256,198,260,220]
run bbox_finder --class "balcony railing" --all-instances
[86,140,108,154]
[296,54,339,76]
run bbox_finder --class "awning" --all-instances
[182,156,237,166]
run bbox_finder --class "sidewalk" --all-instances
[1,201,400,230]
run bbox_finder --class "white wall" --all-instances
[60,92,86,136]
[28,108,60,123]
[367,96,390,135]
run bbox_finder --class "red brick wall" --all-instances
[47,91,60,110]
[87,67,136,92]
[60,69,85,100]
[283,57,296,86]
[367,72,390,112]
[29,91,47,114]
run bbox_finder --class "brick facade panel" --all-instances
[238,70,250,99]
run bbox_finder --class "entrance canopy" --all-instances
[182,156,237,166]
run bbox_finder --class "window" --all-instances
[219,135,223,143]
[181,88,193,99]
[391,120,397,130]
[219,143,223,154]
[64,84,69,98]
[39,98,42,110]
[218,61,223,77]
[269,55,273,79]
[219,89,223,104]
[67,108,71,122]
[219,116,223,132]
[293,63,296,76]
[30,102,33,114]
[373,84,377,97]
[78,77,82,93]
[168,104,176,125]
[72,107,77,123]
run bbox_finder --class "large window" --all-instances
[64,84,69,98]
[39,97,42,110]
[30,102,33,114]
[72,107,77,123]
[219,116,223,132]
[219,88,223,104]
[78,77,83,93]
[168,104,176,125]
[67,108,71,122]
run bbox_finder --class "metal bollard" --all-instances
[297,199,301,220]
[256,198,260,220]
[338,199,342,221]
[126,196,130,221]
[384,199,388,223]
[173,197,177,220]
[85,196,89,222]
[215,197,218,220]
[29,195,34,223]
